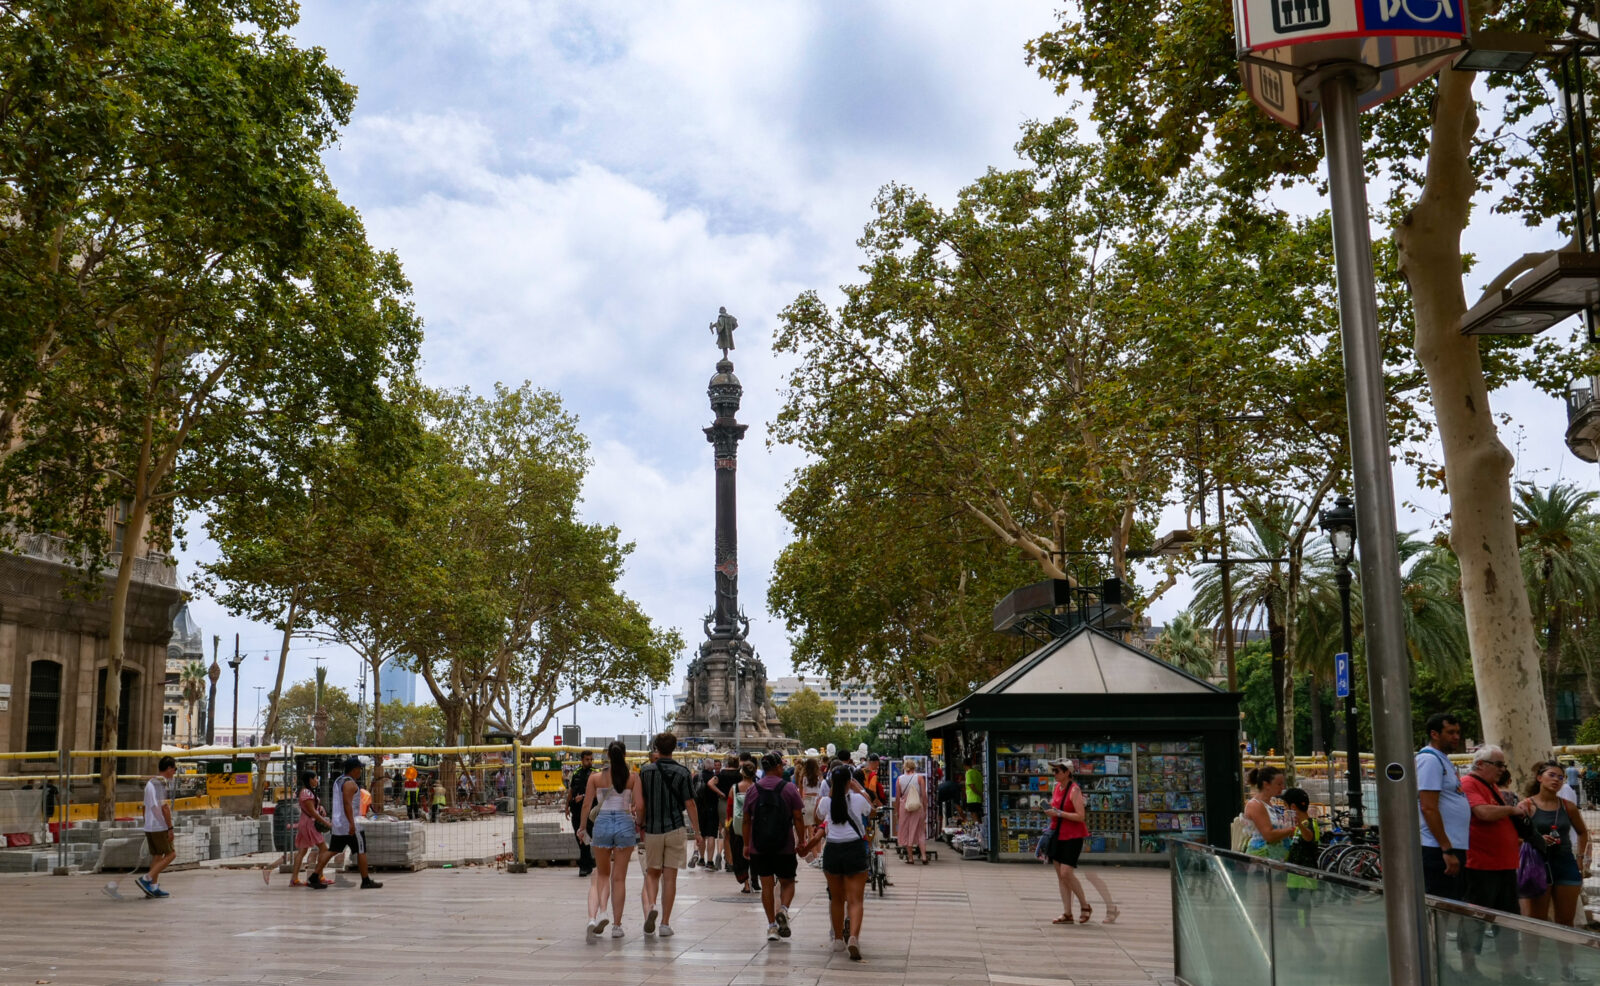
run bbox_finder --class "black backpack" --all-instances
[749,779,793,855]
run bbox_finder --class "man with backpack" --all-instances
[743,751,812,943]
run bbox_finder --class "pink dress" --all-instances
[896,773,928,852]
[295,788,325,850]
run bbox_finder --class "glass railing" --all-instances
[1171,839,1600,986]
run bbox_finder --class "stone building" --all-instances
[162,604,208,747]
[0,529,182,777]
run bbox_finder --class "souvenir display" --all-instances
[990,737,1208,859]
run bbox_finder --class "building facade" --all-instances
[769,676,882,730]
[1,530,182,775]
[162,604,207,747]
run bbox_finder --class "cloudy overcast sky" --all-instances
[173,2,1593,744]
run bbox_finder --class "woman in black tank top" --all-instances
[1517,760,1591,980]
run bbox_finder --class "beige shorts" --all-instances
[643,828,687,870]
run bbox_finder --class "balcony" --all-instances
[6,530,178,587]
[1567,379,1600,463]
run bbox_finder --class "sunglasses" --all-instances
[1483,760,1507,768]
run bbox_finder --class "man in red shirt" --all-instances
[1459,746,1533,978]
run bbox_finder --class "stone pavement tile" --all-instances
[0,856,1172,986]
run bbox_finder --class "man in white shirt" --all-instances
[310,757,382,890]
[137,756,178,898]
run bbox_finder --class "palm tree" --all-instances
[1295,533,1471,684]
[1153,610,1216,678]
[180,661,206,747]
[1191,497,1296,752]
[1515,482,1600,736]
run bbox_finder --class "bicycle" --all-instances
[1315,810,1382,886]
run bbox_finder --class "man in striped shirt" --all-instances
[637,732,698,938]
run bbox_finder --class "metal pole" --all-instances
[231,634,241,749]
[1338,558,1364,828]
[1316,64,1429,986]
[510,738,527,872]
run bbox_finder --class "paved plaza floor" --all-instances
[0,853,1175,986]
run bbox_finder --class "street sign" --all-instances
[1335,651,1351,698]
[930,738,943,756]
[1233,0,1468,126]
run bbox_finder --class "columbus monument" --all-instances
[672,307,790,751]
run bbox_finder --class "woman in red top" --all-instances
[1044,758,1092,924]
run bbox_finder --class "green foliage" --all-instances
[1515,482,1600,734]
[858,700,931,758]
[376,702,445,747]
[1152,611,1215,678]
[1572,713,1600,769]
[0,0,421,817]
[274,679,359,747]
[769,127,1387,711]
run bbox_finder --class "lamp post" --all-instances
[206,636,221,745]
[1319,494,1363,829]
[228,633,243,748]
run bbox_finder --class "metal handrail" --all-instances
[1171,838,1600,949]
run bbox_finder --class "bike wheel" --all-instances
[877,872,886,897]
[1318,843,1350,872]
[1338,845,1382,882]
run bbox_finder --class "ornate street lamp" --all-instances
[206,635,221,746]
[227,635,243,748]
[1319,494,1364,828]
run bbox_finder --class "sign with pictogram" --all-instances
[1233,0,1468,127]
[1335,652,1352,698]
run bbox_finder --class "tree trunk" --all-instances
[1546,599,1564,742]
[1399,68,1551,779]
[369,657,384,812]
[251,598,298,818]
[1268,594,1287,755]
[98,489,152,820]
[441,701,463,802]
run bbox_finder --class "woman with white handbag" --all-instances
[895,759,930,864]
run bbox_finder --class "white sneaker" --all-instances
[585,918,600,941]
[610,923,624,939]
[831,936,845,952]
[776,906,791,938]
[644,907,658,934]
[659,924,674,938]
[847,936,861,961]
[766,923,781,941]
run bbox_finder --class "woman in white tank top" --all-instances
[578,742,641,940]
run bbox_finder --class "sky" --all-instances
[171,2,1597,746]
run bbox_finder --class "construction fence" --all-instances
[0,743,666,877]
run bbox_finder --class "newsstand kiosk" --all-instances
[924,622,1241,863]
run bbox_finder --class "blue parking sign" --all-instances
[1335,652,1351,698]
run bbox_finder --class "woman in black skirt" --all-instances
[818,764,873,960]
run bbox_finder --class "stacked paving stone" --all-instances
[203,816,259,858]
[522,819,580,863]
[358,819,424,870]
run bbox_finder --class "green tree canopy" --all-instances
[274,679,359,747]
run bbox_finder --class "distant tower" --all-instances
[672,308,788,751]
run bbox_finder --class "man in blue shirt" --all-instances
[1416,712,1470,901]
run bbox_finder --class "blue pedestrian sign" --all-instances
[1335,652,1351,698]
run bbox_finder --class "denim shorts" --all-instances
[592,811,637,849]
